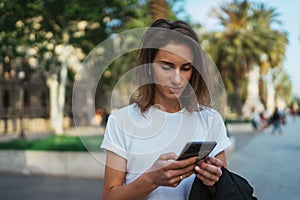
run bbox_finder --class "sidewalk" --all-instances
[0,172,103,200]
[227,115,300,200]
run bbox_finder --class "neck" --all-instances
[153,97,181,113]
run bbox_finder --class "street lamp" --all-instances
[18,70,25,138]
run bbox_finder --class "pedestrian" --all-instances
[100,19,232,199]
[250,107,261,132]
[259,111,269,129]
[270,106,283,134]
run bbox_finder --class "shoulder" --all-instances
[194,106,225,129]
[111,103,140,115]
[196,106,223,119]
[109,103,142,125]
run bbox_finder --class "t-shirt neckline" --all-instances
[148,106,187,119]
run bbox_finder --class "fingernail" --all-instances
[195,166,200,171]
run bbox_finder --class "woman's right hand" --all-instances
[103,151,197,200]
[144,152,197,188]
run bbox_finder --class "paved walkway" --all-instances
[0,173,103,200]
[227,115,300,200]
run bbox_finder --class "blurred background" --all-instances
[1,1,300,199]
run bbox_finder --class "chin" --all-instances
[166,93,182,100]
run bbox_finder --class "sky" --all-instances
[185,0,300,97]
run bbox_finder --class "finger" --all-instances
[194,165,221,183]
[165,174,183,187]
[196,159,205,166]
[174,156,198,168]
[170,162,196,178]
[203,164,222,179]
[170,156,198,169]
[198,160,222,178]
[163,161,196,184]
[169,170,195,187]
[195,173,215,186]
[163,161,195,181]
[160,152,178,161]
[181,170,195,180]
[205,156,223,167]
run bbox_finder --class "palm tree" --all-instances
[207,0,257,116]
[206,0,288,117]
[250,3,288,107]
[258,30,288,108]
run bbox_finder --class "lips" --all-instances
[167,87,183,94]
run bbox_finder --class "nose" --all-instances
[171,69,182,85]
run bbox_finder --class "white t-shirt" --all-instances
[101,103,231,200]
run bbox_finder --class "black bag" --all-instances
[189,167,257,200]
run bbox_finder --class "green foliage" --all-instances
[95,0,186,110]
[204,0,288,116]
[0,135,103,152]
[225,118,250,124]
[273,68,292,104]
[290,96,300,107]
[0,0,191,116]
[0,0,149,76]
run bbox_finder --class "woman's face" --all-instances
[152,43,194,104]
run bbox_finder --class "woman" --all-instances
[101,19,231,200]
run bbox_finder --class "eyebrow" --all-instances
[156,60,193,67]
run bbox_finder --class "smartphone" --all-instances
[176,141,217,161]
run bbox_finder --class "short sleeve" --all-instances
[100,113,128,159]
[206,110,231,156]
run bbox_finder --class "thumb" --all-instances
[159,152,178,161]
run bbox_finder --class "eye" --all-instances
[160,64,172,71]
[181,65,192,71]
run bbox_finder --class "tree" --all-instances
[207,0,255,116]
[205,0,288,117]
[250,3,288,108]
[0,0,147,134]
[272,68,292,107]
[94,0,186,112]
[1,0,186,133]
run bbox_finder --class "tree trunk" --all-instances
[235,82,243,118]
[242,66,265,117]
[266,72,275,114]
[258,76,267,108]
[47,61,67,134]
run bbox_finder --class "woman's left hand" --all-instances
[194,156,223,186]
